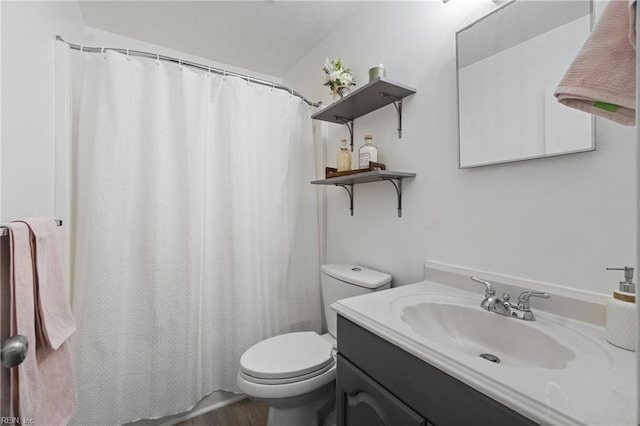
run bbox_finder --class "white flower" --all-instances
[322,58,355,90]
[340,73,354,85]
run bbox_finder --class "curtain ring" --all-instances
[101,47,106,59]
[290,88,294,98]
[245,76,250,87]
[80,45,85,54]
[179,59,183,71]
[207,66,212,78]
[222,70,226,80]
[155,53,160,67]
[126,49,131,62]
[271,82,275,92]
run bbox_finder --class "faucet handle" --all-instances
[471,276,497,311]
[517,291,550,311]
[470,276,496,296]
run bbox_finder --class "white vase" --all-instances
[331,86,351,103]
[338,86,351,97]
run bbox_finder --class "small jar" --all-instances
[358,135,379,169]
[337,139,352,172]
[369,64,387,82]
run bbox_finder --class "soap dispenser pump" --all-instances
[605,266,636,351]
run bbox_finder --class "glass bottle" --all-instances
[358,134,379,169]
[336,139,352,172]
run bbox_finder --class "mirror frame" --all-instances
[455,0,596,169]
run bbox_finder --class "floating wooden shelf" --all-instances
[311,78,417,150]
[311,170,416,217]
[312,78,416,124]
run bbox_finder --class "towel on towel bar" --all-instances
[6,218,76,425]
[7,223,38,419]
[554,0,637,125]
[15,218,75,349]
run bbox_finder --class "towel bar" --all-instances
[0,220,63,237]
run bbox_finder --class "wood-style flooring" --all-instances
[175,398,268,426]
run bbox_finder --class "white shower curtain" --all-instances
[71,51,321,425]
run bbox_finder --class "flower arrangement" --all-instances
[322,58,356,97]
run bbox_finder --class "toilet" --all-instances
[237,264,392,426]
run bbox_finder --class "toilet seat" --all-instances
[237,332,337,399]
[239,360,335,385]
[240,332,334,384]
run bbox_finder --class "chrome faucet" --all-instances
[470,276,550,321]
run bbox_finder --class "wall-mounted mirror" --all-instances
[456,0,594,168]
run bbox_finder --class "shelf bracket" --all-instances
[334,116,354,151]
[336,183,354,216]
[382,178,404,218]
[380,93,404,139]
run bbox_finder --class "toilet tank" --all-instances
[321,264,392,338]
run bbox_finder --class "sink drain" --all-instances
[479,353,500,363]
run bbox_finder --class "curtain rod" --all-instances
[56,36,322,108]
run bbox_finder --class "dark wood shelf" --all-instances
[311,170,416,186]
[311,78,416,124]
[311,170,416,217]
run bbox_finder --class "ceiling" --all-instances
[78,1,364,78]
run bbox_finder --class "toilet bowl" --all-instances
[237,264,391,426]
[237,332,336,426]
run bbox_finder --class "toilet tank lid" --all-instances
[321,264,392,289]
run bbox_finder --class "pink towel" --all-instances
[7,219,77,425]
[7,223,38,420]
[0,230,13,416]
[16,218,75,349]
[555,0,637,126]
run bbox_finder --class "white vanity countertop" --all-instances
[332,280,636,426]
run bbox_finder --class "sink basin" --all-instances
[391,294,612,372]
[399,299,575,369]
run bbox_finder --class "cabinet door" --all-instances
[337,354,428,426]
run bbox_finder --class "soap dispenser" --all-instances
[605,267,636,351]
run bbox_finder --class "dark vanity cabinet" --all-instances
[338,355,428,426]
[336,316,539,426]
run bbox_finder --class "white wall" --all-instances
[1,1,85,223]
[284,0,638,296]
